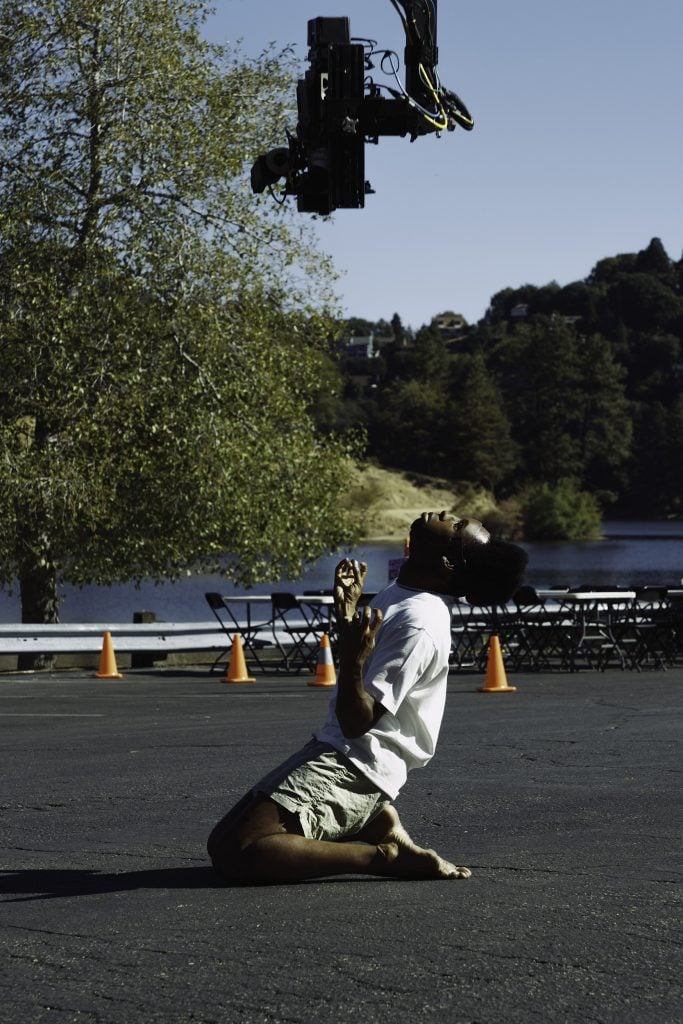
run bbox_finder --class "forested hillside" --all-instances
[320,238,683,536]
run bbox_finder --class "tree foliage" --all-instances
[521,480,602,541]
[0,0,359,624]
[442,353,518,491]
[336,236,683,529]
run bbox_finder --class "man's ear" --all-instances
[442,555,456,572]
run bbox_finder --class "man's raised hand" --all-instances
[334,558,368,624]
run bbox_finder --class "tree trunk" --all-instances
[18,561,59,671]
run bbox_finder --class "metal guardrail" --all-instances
[0,621,226,655]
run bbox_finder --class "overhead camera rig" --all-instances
[250,1,474,215]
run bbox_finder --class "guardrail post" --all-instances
[131,611,159,669]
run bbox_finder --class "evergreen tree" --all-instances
[494,319,631,495]
[369,378,448,474]
[495,319,585,484]
[442,354,518,491]
[626,403,670,515]
[634,237,677,287]
[573,333,632,500]
[390,312,406,345]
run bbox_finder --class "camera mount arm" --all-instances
[391,0,474,134]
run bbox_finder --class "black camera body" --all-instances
[250,4,473,216]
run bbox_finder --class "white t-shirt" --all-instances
[315,582,452,800]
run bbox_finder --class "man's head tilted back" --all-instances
[405,511,527,605]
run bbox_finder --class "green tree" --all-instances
[442,353,518,491]
[0,0,358,634]
[494,320,631,495]
[626,333,681,404]
[521,479,602,541]
[386,322,449,382]
[366,321,453,473]
[494,319,585,483]
[369,378,448,474]
[626,399,683,515]
[663,397,683,515]
[390,312,406,346]
[572,332,632,500]
[608,273,681,333]
[634,237,677,288]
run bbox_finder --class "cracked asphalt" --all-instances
[1,667,681,1024]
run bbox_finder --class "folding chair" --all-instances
[563,591,637,671]
[618,587,678,670]
[204,592,275,673]
[450,601,501,671]
[512,586,575,671]
[270,592,323,673]
[668,589,683,664]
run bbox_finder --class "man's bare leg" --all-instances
[352,804,472,879]
[208,797,470,884]
[209,797,395,884]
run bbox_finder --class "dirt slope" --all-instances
[349,465,496,541]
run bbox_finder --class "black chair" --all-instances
[450,602,518,672]
[667,589,683,663]
[450,601,492,670]
[620,587,679,669]
[204,592,275,673]
[563,591,638,671]
[511,586,564,671]
[270,593,323,673]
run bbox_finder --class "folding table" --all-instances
[539,590,637,670]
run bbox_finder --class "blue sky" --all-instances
[205,1,683,328]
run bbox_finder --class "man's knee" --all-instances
[207,795,295,883]
[207,827,246,883]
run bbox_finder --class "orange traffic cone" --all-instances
[95,631,123,679]
[478,634,517,693]
[308,634,336,687]
[222,634,255,684]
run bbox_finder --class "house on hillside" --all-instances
[510,303,529,320]
[431,311,468,340]
[344,334,375,359]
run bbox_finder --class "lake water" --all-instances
[0,520,681,623]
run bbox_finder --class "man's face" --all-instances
[410,511,490,556]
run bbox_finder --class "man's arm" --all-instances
[333,559,384,738]
[335,605,384,739]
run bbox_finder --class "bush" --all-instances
[481,497,524,541]
[521,480,602,540]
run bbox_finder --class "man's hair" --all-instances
[456,541,528,605]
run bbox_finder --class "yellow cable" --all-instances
[418,63,448,130]
[420,62,474,130]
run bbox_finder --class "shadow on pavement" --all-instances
[1,865,218,901]
[1,866,389,901]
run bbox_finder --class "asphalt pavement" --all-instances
[1,664,681,1024]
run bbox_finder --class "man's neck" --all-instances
[397,563,452,596]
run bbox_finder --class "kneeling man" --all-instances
[207,512,527,884]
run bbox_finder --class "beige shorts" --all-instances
[256,739,390,841]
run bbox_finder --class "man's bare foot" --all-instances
[357,806,471,879]
[375,841,471,879]
[384,812,471,879]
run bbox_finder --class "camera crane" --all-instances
[250,0,473,215]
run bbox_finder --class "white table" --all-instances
[536,591,637,670]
